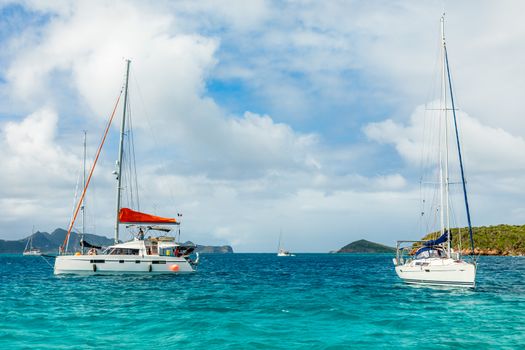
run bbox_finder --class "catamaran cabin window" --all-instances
[106,248,140,255]
[159,248,178,256]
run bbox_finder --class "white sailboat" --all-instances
[393,16,477,288]
[277,230,295,257]
[23,227,41,256]
[54,60,199,274]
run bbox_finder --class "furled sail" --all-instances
[414,231,451,256]
[118,208,178,224]
[423,230,451,247]
[79,238,101,250]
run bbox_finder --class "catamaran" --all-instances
[54,60,199,274]
[393,16,477,288]
[23,228,41,256]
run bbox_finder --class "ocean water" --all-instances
[1,254,524,349]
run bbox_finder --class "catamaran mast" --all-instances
[81,130,87,253]
[114,59,131,244]
[441,15,451,257]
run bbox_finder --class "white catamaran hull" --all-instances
[394,258,476,288]
[54,255,195,275]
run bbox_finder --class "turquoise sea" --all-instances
[1,254,524,349]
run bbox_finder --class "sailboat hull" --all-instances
[54,255,195,275]
[394,258,476,288]
[23,250,42,256]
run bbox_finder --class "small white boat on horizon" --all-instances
[393,15,477,288]
[277,230,295,257]
[277,249,295,257]
[23,228,41,256]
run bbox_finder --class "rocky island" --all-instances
[335,239,396,253]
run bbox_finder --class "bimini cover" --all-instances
[423,230,451,247]
[79,238,101,250]
[118,208,178,225]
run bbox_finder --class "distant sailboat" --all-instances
[23,227,41,256]
[54,60,199,274]
[277,230,295,257]
[393,15,476,288]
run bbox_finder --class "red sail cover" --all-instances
[118,208,178,224]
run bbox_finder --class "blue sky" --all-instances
[1,1,525,252]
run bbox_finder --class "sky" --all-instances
[0,0,524,252]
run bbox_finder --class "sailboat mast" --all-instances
[438,16,445,241]
[441,15,451,257]
[444,36,475,258]
[81,130,87,237]
[114,59,131,244]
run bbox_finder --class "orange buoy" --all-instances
[169,264,179,272]
[75,252,81,256]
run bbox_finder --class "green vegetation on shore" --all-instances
[420,224,525,256]
[336,239,396,253]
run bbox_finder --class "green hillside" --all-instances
[337,239,396,253]
[420,224,525,255]
[0,228,234,254]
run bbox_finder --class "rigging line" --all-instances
[444,45,475,257]
[123,94,133,209]
[132,71,177,210]
[122,142,130,208]
[61,89,124,253]
[66,167,82,251]
[123,119,131,209]
[127,93,140,211]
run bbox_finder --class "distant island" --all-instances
[0,228,234,254]
[335,239,396,253]
[419,224,525,256]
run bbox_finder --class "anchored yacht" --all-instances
[277,230,295,257]
[54,60,199,275]
[393,16,477,288]
[23,229,41,256]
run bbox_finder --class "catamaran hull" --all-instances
[394,259,476,288]
[54,255,195,275]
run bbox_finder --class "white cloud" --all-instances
[364,103,525,234]
[0,108,82,228]
[1,108,78,189]
[364,104,525,174]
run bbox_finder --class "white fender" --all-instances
[194,252,200,265]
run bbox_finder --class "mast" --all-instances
[80,131,87,253]
[114,59,131,244]
[441,15,451,257]
[444,34,475,258]
[81,131,87,233]
[438,16,445,243]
